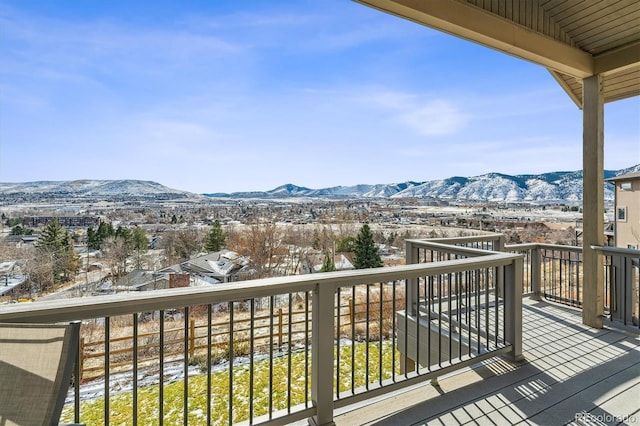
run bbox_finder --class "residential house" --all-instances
[606,171,640,249]
[0,261,27,299]
[159,250,252,283]
[312,254,355,273]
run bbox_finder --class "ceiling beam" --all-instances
[356,0,594,78]
[594,41,640,76]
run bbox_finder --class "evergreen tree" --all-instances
[37,218,66,252]
[115,226,133,248]
[87,221,115,250]
[335,236,355,253]
[86,226,98,250]
[36,218,79,283]
[319,252,336,272]
[98,221,115,241]
[6,217,21,227]
[11,225,33,235]
[353,223,383,269]
[132,226,149,269]
[204,220,226,252]
[59,233,80,281]
[132,227,149,252]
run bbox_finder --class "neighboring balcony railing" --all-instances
[0,247,524,426]
[506,243,639,328]
[413,234,639,329]
[593,245,640,327]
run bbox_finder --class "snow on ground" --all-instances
[67,342,309,404]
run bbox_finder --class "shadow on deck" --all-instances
[334,298,640,425]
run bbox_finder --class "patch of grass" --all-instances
[188,340,253,372]
[62,341,398,425]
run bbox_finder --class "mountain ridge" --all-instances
[1,165,638,204]
[0,179,200,202]
[204,165,639,204]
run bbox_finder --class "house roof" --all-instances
[113,269,159,289]
[605,171,640,182]
[313,254,355,272]
[356,0,640,108]
[159,250,249,279]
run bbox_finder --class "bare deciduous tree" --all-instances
[102,236,129,278]
[280,226,315,275]
[312,225,336,253]
[230,221,287,278]
[159,229,202,265]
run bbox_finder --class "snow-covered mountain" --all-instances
[205,165,639,204]
[2,165,637,204]
[0,179,200,202]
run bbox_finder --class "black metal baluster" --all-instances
[228,301,234,426]
[133,314,138,426]
[75,330,81,424]
[336,287,341,398]
[305,291,310,405]
[485,269,490,351]
[159,310,164,426]
[494,269,499,348]
[207,305,212,426]
[392,280,397,380]
[269,295,274,419]
[448,273,452,365]
[379,282,383,387]
[403,279,409,378]
[351,286,356,393]
[287,293,293,411]
[105,317,110,425]
[249,299,255,424]
[475,271,481,354]
[457,271,463,361]
[184,307,189,425]
[365,284,370,389]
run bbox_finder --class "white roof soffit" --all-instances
[355,0,640,108]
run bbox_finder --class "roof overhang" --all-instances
[356,0,640,108]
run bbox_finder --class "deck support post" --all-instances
[401,240,419,374]
[530,246,542,300]
[504,257,523,361]
[311,282,336,426]
[582,74,605,329]
[496,235,506,298]
[406,240,419,317]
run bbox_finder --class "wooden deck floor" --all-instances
[334,298,640,426]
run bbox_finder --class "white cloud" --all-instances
[362,90,468,136]
[399,100,468,136]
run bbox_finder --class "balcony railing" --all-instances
[411,234,639,329]
[1,233,634,425]
[0,244,523,426]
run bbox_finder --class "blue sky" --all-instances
[1,0,638,194]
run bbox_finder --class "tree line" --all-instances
[3,216,387,298]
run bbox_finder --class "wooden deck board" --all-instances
[531,365,640,425]
[334,298,640,426]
